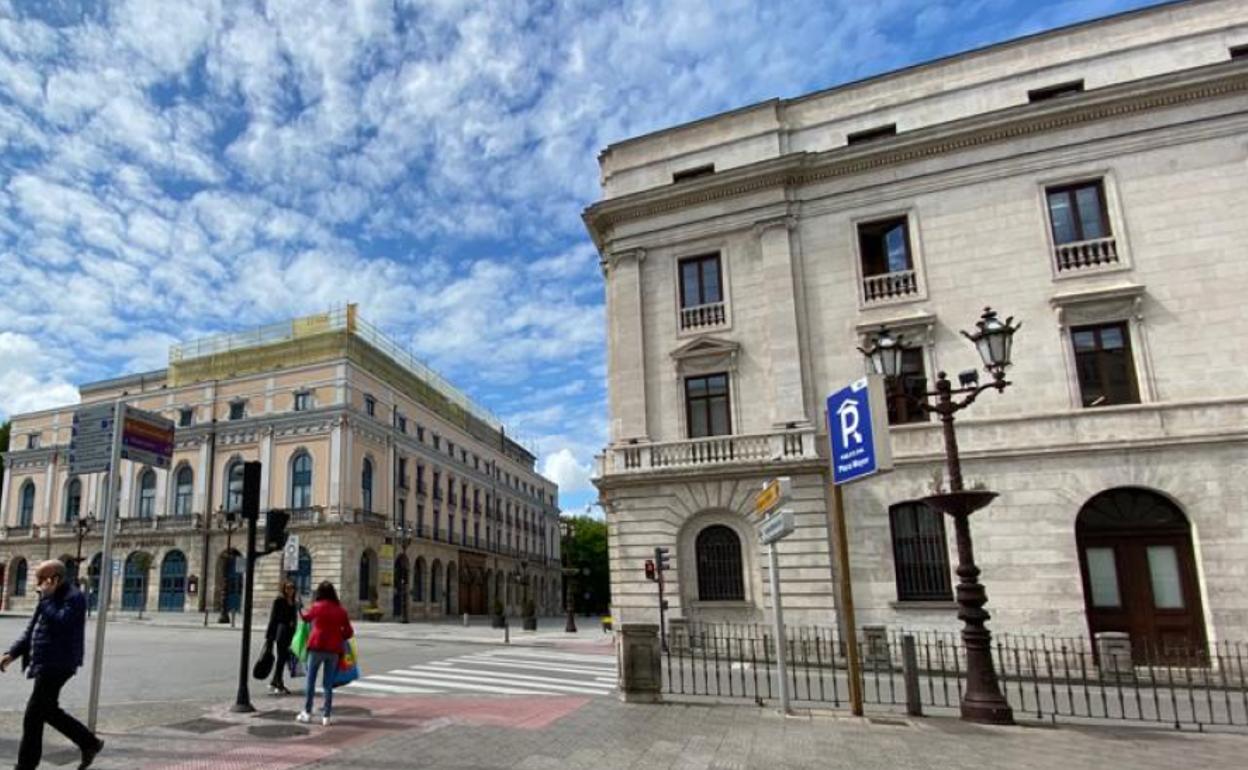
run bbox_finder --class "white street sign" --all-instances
[283,535,300,567]
[119,406,175,469]
[70,404,118,475]
[758,509,796,545]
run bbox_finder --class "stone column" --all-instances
[617,623,663,703]
[0,456,12,526]
[755,216,809,428]
[259,427,274,509]
[195,439,211,515]
[42,454,56,526]
[329,418,344,515]
[605,248,649,442]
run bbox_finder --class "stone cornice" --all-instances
[583,62,1248,251]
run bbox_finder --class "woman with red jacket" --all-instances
[297,581,354,726]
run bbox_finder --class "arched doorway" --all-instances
[1076,488,1207,661]
[445,561,457,614]
[122,552,151,611]
[430,560,442,612]
[159,551,188,612]
[87,554,102,610]
[413,557,426,604]
[358,550,377,606]
[219,549,243,613]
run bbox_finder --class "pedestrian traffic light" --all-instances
[654,546,670,573]
[644,559,656,582]
[241,461,261,520]
[264,509,290,554]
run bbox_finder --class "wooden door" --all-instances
[1076,488,1207,664]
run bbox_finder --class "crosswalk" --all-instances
[341,648,618,698]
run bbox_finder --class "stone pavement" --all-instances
[5,692,1245,770]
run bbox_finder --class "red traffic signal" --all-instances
[644,559,656,582]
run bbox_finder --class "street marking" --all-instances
[414,664,615,692]
[368,673,555,696]
[458,657,618,677]
[342,681,439,694]
[476,650,617,666]
[395,667,611,696]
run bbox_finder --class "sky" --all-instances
[0,0,1168,516]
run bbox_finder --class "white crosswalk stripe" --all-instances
[339,648,618,699]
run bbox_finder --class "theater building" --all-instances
[0,305,563,619]
[586,0,1248,655]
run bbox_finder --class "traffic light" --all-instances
[264,509,290,554]
[654,546,670,573]
[644,559,656,582]
[241,461,261,520]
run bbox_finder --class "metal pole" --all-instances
[657,572,667,653]
[831,483,864,716]
[767,543,791,715]
[232,514,258,713]
[86,399,124,731]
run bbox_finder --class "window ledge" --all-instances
[889,600,958,611]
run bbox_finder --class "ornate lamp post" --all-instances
[218,508,240,625]
[859,307,1021,726]
[559,518,578,633]
[396,519,413,624]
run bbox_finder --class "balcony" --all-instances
[118,517,154,533]
[2,525,34,539]
[1054,236,1119,274]
[862,269,919,304]
[679,301,726,331]
[289,507,325,525]
[155,514,201,531]
[598,428,818,476]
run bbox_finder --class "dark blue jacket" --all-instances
[6,582,87,678]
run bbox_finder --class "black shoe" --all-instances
[79,738,103,769]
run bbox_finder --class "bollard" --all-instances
[504,618,510,645]
[463,612,469,627]
[901,634,922,717]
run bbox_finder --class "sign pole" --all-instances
[657,572,667,653]
[767,542,790,715]
[832,483,863,716]
[86,400,124,731]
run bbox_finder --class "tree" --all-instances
[0,420,9,492]
[563,515,610,615]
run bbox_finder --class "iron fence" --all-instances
[661,622,1248,730]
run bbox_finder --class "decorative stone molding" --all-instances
[1050,283,1146,327]
[600,247,646,277]
[218,429,258,447]
[670,335,741,377]
[751,214,797,238]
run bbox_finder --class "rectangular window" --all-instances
[28,433,40,449]
[417,464,425,495]
[858,217,913,277]
[433,434,441,450]
[846,123,897,145]
[1046,180,1110,245]
[398,458,408,489]
[417,504,425,537]
[293,392,310,412]
[417,425,425,442]
[396,414,407,433]
[678,254,723,309]
[684,373,732,438]
[1229,44,1248,60]
[890,502,953,601]
[886,347,929,425]
[1147,545,1184,610]
[1072,322,1140,407]
[672,164,714,183]
[396,497,406,528]
[229,402,245,421]
[1085,547,1121,608]
[364,395,376,417]
[1028,80,1084,103]
[179,408,194,427]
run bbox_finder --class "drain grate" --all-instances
[248,724,309,739]
[166,717,235,734]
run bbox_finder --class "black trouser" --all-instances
[18,668,97,770]
[271,639,293,688]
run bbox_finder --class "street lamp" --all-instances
[560,518,577,633]
[859,306,1021,726]
[395,519,413,624]
[218,508,240,625]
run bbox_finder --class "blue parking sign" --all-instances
[827,375,894,485]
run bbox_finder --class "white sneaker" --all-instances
[296,711,311,723]
[321,715,331,727]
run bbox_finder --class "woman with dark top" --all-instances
[297,581,353,726]
[265,580,300,695]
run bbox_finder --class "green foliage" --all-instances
[563,514,610,614]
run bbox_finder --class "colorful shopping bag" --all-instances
[289,619,311,662]
[334,639,359,686]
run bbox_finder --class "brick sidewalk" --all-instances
[9,693,1244,770]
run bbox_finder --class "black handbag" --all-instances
[252,639,275,680]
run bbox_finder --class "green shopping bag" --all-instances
[289,619,311,662]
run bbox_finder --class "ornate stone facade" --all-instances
[586,0,1248,653]
[0,307,563,619]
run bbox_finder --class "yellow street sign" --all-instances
[753,477,791,519]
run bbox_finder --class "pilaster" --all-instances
[754,215,809,427]
[605,247,649,442]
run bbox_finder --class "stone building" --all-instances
[585,0,1248,657]
[0,305,563,619]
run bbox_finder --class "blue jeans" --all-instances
[304,651,339,716]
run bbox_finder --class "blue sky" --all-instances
[0,0,1166,514]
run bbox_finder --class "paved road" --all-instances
[342,646,617,697]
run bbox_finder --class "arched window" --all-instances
[122,552,150,611]
[65,478,82,522]
[18,482,35,527]
[12,558,28,597]
[159,551,187,612]
[361,458,374,512]
[290,453,313,509]
[174,467,194,516]
[695,525,745,601]
[137,469,156,518]
[889,501,952,602]
[226,460,244,512]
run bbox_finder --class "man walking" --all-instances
[1,560,104,770]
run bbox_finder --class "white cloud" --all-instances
[0,332,80,418]
[541,448,595,499]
